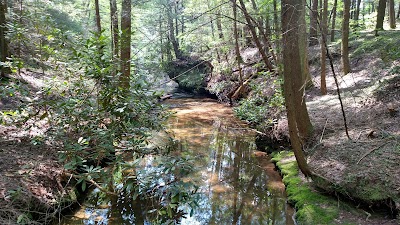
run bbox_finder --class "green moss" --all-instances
[272,151,341,225]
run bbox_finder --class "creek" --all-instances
[59,97,294,225]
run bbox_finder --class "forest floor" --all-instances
[0,70,68,224]
[303,30,400,223]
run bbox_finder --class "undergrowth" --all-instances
[352,30,400,62]
[234,75,284,128]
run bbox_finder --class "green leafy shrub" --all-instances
[234,75,284,126]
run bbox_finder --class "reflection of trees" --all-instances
[205,131,289,225]
[167,109,291,225]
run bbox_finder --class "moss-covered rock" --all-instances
[272,151,341,224]
[164,57,213,95]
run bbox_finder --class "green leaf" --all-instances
[81,181,86,191]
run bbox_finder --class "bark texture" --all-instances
[94,0,101,33]
[309,0,319,46]
[120,0,131,89]
[110,0,119,59]
[376,0,387,31]
[342,0,351,75]
[167,2,183,59]
[320,0,328,95]
[281,0,313,177]
[330,0,337,42]
[0,0,8,77]
[232,0,243,84]
[389,0,396,28]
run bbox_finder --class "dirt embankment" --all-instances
[305,41,400,212]
[0,71,77,224]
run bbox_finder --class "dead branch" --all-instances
[356,143,387,164]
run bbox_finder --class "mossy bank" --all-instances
[271,151,398,225]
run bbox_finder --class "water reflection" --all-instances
[167,98,293,225]
[60,98,293,225]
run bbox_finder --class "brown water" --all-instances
[60,98,294,225]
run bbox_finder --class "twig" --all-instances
[319,119,329,143]
[356,143,387,164]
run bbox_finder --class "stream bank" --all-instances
[272,151,398,225]
[59,97,295,224]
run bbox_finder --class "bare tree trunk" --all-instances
[216,9,223,39]
[237,0,274,71]
[250,0,264,40]
[180,0,184,33]
[376,0,387,33]
[110,0,119,59]
[232,0,243,85]
[342,0,351,75]
[94,0,101,33]
[174,0,179,37]
[120,0,131,89]
[350,0,356,19]
[167,2,183,59]
[354,0,361,21]
[216,8,223,63]
[0,0,8,77]
[330,0,338,42]
[166,36,172,61]
[273,0,278,34]
[282,0,313,177]
[397,2,400,18]
[159,15,164,63]
[389,0,396,28]
[309,0,319,46]
[320,0,328,95]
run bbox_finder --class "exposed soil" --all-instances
[305,34,400,220]
[0,70,67,224]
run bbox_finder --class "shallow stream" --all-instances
[60,98,294,225]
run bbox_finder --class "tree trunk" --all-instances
[250,0,264,40]
[309,0,318,46]
[350,0,356,19]
[281,0,313,177]
[354,0,361,21]
[94,0,101,33]
[320,0,328,95]
[397,2,400,18]
[216,9,223,39]
[0,0,8,77]
[237,0,274,71]
[273,0,278,34]
[159,15,164,62]
[372,1,375,12]
[389,0,396,28]
[342,0,351,75]
[110,0,119,59]
[180,0,184,33]
[167,2,183,59]
[216,8,223,63]
[120,0,131,89]
[376,0,387,32]
[174,0,179,37]
[232,0,243,86]
[330,0,338,42]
